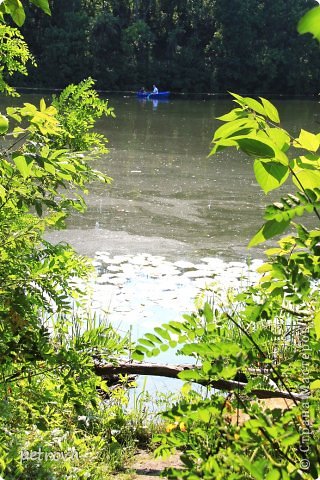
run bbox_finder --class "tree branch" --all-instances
[94,360,308,402]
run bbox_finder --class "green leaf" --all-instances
[6,107,21,122]
[216,108,246,122]
[293,129,320,152]
[0,185,6,201]
[6,0,25,26]
[196,408,211,423]
[213,118,256,141]
[298,6,320,42]
[254,160,289,193]
[145,333,163,345]
[203,302,213,322]
[21,103,38,116]
[292,169,320,191]
[202,361,212,375]
[298,154,320,165]
[151,347,160,356]
[13,155,34,178]
[220,365,238,379]
[132,351,143,361]
[40,98,46,112]
[249,219,290,247]
[160,344,169,352]
[259,98,280,123]
[209,138,238,156]
[56,171,72,181]
[229,92,245,103]
[154,327,171,341]
[182,343,213,356]
[263,197,315,222]
[132,349,145,361]
[0,114,9,134]
[243,97,266,116]
[44,162,55,175]
[236,137,275,158]
[138,338,155,348]
[267,128,290,151]
[257,262,272,273]
[30,0,51,15]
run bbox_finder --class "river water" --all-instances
[3,93,319,391]
[45,95,318,259]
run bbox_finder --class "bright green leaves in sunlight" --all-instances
[0,79,113,345]
[230,92,280,123]
[211,95,288,165]
[52,78,115,153]
[298,5,320,42]
[211,93,320,247]
[212,117,258,142]
[13,153,34,178]
[254,160,289,193]
[7,99,60,136]
[0,0,50,95]
[259,97,280,123]
[293,129,320,152]
[267,128,290,151]
[0,24,35,96]
[0,2,137,479]
[291,156,320,191]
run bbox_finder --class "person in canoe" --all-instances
[139,86,146,93]
[152,84,158,94]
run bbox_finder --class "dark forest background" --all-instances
[15,0,320,94]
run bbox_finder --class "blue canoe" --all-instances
[136,91,170,99]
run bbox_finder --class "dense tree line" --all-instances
[15,0,320,94]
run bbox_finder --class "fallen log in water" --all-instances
[94,360,308,402]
